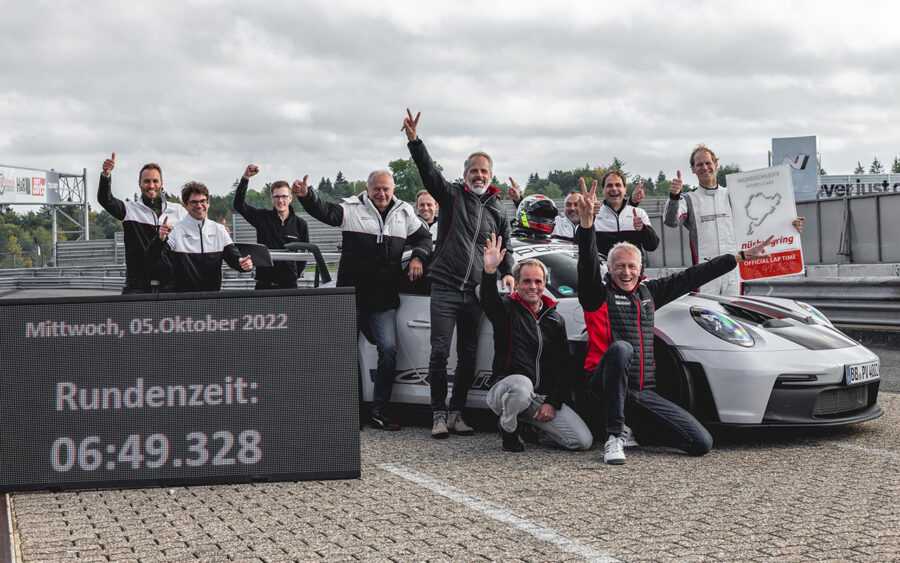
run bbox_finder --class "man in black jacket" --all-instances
[403,109,515,439]
[233,164,309,289]
[481,234,592,453]
[576,181,773,464]
[97,153,187,293]
[292,170,432,431]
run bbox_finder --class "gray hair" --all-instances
[464,151,493,174]
[608,242,641,264]
[512,258,547,283]
[366,170,394,188]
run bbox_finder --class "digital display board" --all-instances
[0,289,360,492]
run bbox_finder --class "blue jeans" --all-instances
[428,282,483,412]
[588,340,712,456]
[359,308,397,413]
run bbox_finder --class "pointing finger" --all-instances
[163,216,168,225]
[111,152,115,162]
[677,170,682,181]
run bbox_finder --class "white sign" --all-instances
[726,165,804,281]
[0,166,61,204]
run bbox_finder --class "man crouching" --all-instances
[481,234,593,453]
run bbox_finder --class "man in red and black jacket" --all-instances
[480,234,592,453]
[403,109,515,439]
[576,181,773,465]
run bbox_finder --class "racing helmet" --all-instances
[516,194,558,234]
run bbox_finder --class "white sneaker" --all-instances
[621,424,639,448]
[603,434,626,465]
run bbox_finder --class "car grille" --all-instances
[812,385,868,416]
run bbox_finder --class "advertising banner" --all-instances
[727,165,804,281]
[0,165,62,204]
[771,136,818,202]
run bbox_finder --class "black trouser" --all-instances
[588,340,713,456]
[428,281,482,412]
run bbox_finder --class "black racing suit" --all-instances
[232,177,309,289]
[97,173,187,293]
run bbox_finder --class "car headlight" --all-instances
[795,301,833,326]
[690,306,754,347]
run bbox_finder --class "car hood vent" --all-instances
[718,303,855,350]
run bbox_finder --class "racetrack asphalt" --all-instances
[8,391,898,561]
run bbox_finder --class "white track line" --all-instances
[378,462,620,563]
[821,441,900,460]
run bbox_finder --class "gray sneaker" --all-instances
[447,410,474,436]
[431,410,449,439]
[622,424,639,448]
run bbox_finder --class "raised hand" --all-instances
[222,219,231,236]
[507,177,522,205]
[244,164,259,179]
[578,177,598,227]
[670,171,683,195]
[158,216,172,241]
[742,235,775,261]
[102,152,115,176]
[483,233,507,274]
[291,175,310,198]
[631,180,645,204]
[633,211,644,231]
[402,108,421,141]
[792,217,805,234]
[239,255,253,271]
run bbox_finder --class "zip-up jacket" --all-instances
[408,139,513,291]
[594,200,660,257]
[663,185,739,294]
[98,173,187,291]
[298,188,432,312]
[480,271,569,409]
[233,177,309,286]
[577,224,737,390]
[147,216,244,292]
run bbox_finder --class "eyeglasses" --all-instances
[271,195,290,200]
[186,198,208,206]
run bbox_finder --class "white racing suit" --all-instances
[663,185,740,295]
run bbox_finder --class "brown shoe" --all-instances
[431,410,449,439]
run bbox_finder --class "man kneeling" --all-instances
[481,234,593,453]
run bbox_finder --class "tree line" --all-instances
[2,153,899,269]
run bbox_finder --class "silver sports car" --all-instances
[358,236,882,427]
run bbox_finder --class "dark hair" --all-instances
[181,181,209,202]
[601,170,626,188]
[270,180,291,194]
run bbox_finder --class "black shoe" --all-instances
[371,410,401,431]
[519,423,540,444]
[500,427,524,452]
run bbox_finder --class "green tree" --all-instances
[870,157,884,174]
[717,163,742,187]
[892,157,900,173]
[389,158,431,203]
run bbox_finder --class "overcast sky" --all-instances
[2,0,899,206]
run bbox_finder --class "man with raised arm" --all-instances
[149,181,253,292]
[481,234,593,453]
[292,170,432,431]
[403,109,515,439]
[591,171,658,258]
[663,144,804,295]
[97,153,187,293]
[576,178,774,464]
[233,164,309,290]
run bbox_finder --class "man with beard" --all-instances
[403,108,515,439]
[98,153,187,293]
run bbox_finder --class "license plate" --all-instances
[845,361,880,385]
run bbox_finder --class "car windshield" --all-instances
[530,252,580,299]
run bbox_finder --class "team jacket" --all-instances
[480,270,569,409]
[233,177,309,286]
[298,189,432,312]
[147,216,244,292]
[408,139,513,291]
[593,201,660,257]
[577,224,737,390]
[663,185,739,294]
[97,173,187,290]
